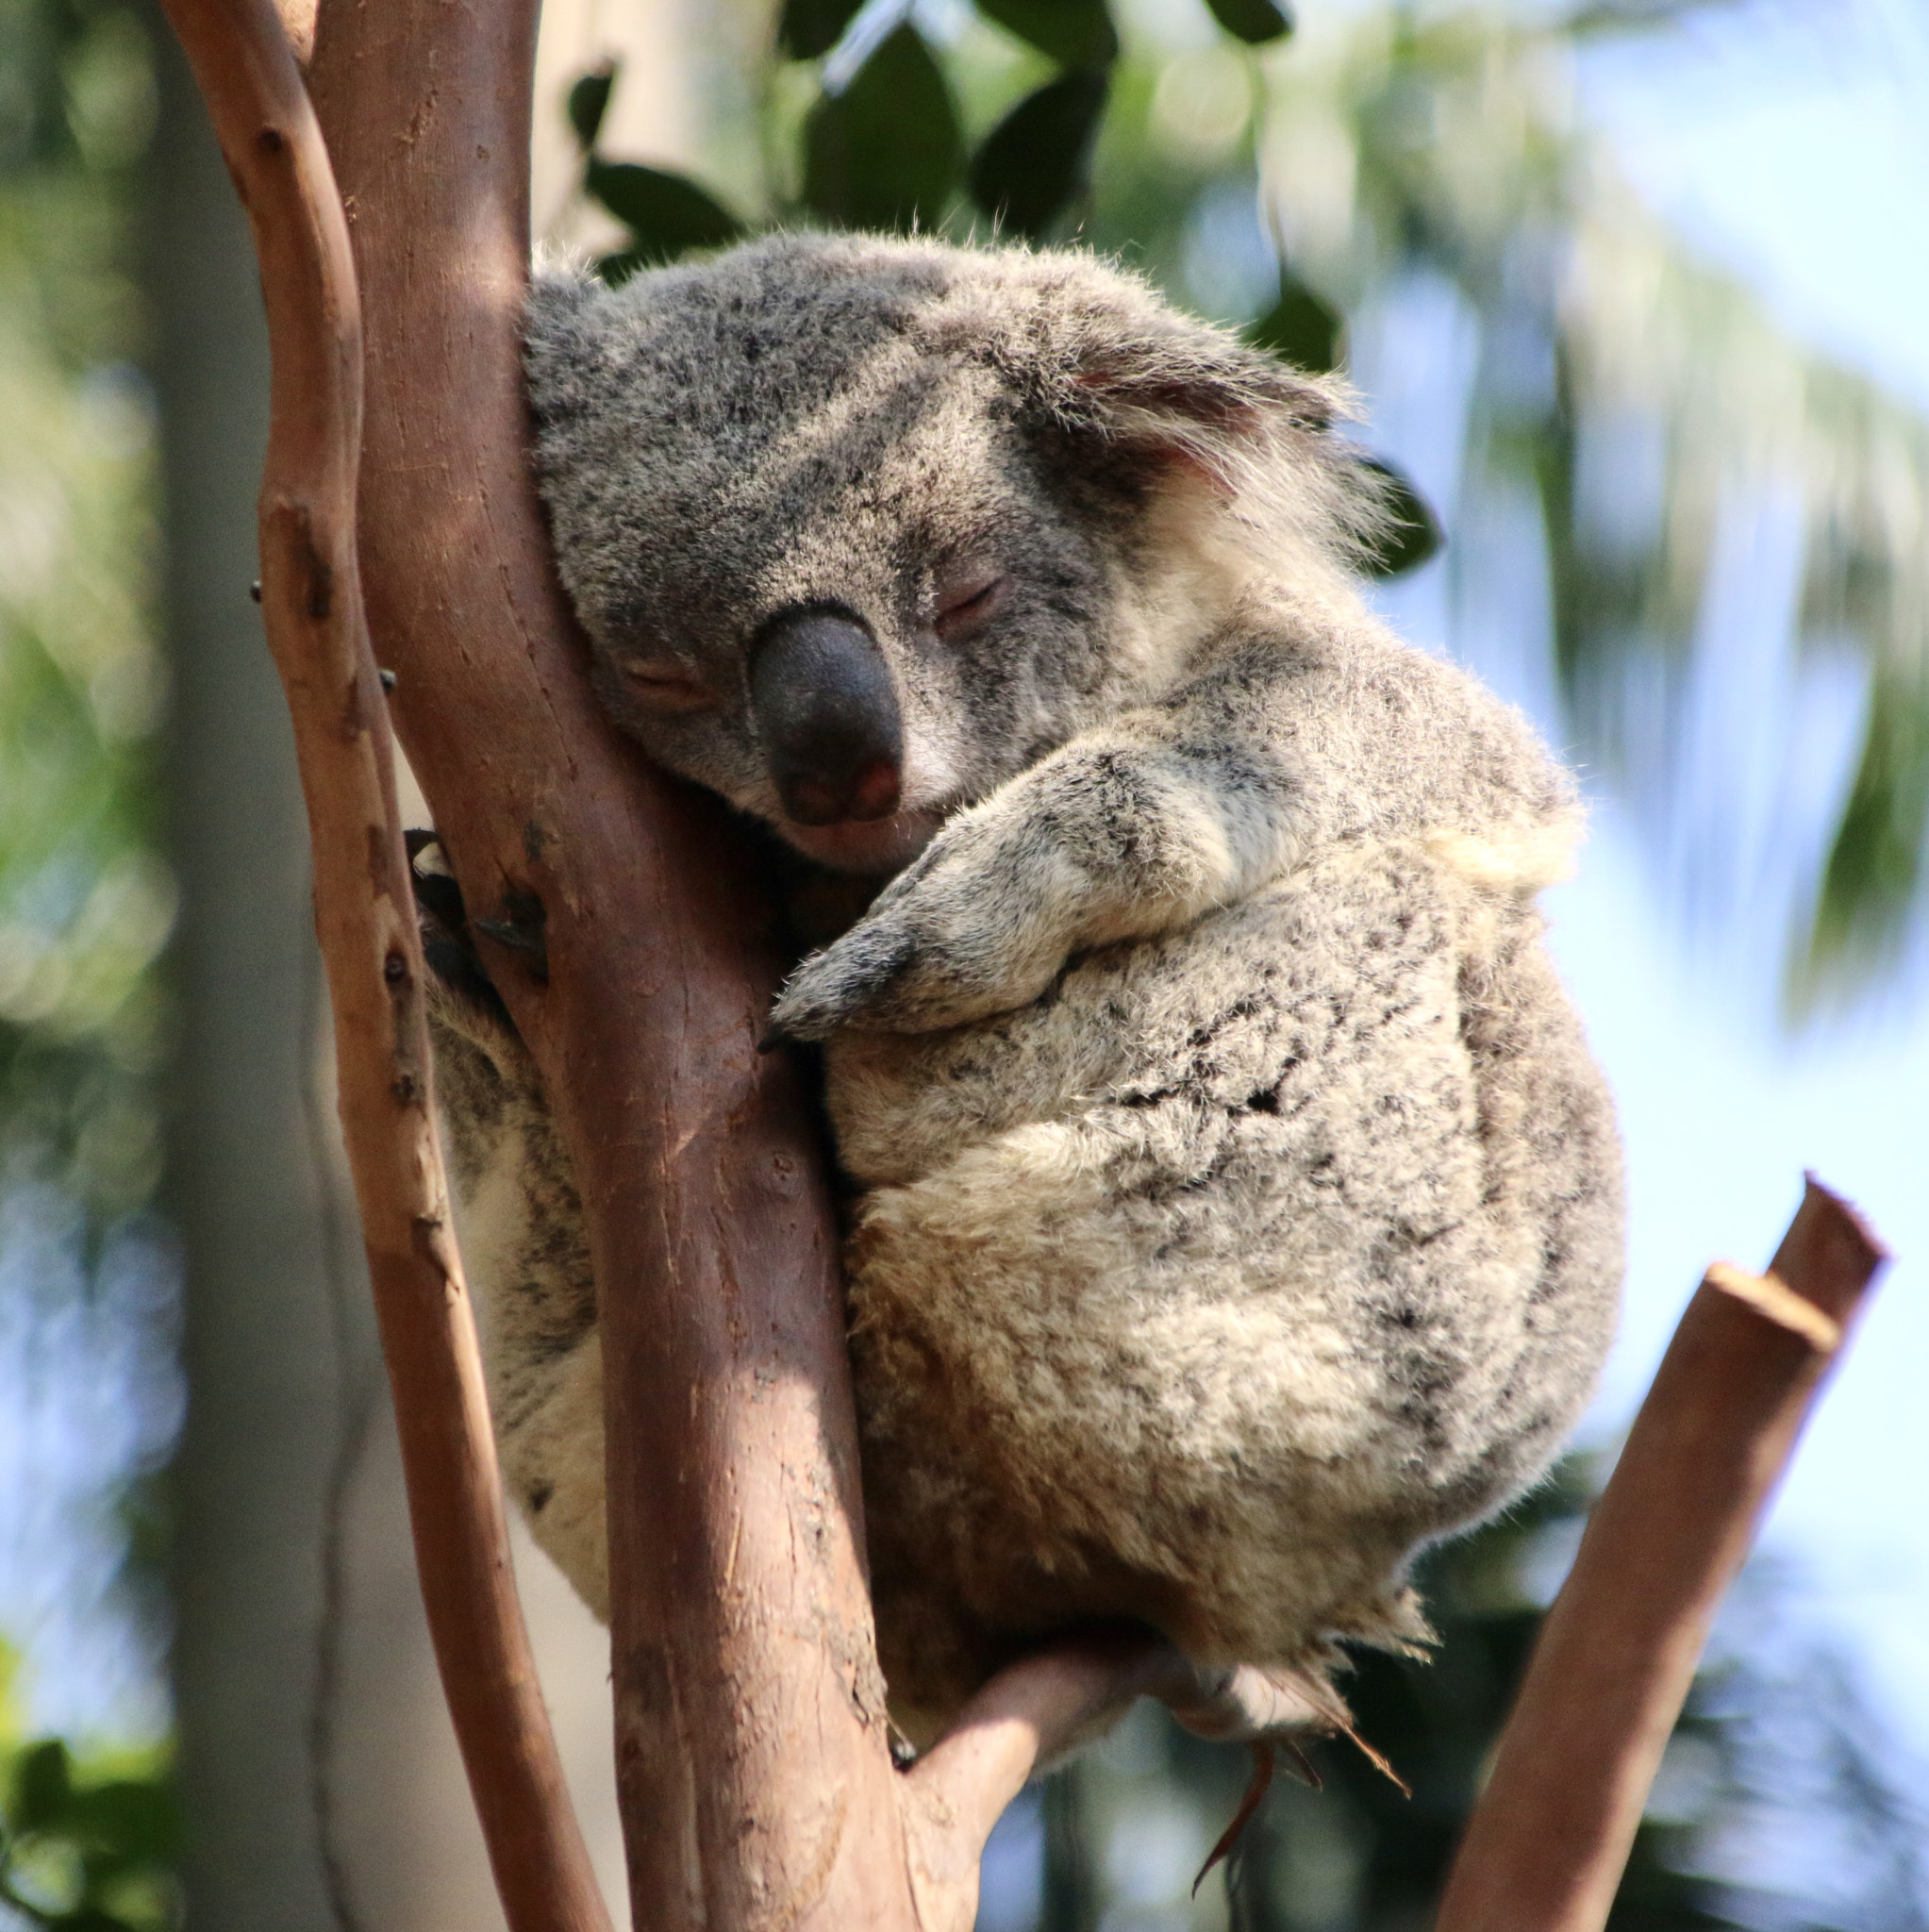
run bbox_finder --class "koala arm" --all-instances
[765,619,1572,1042]
[766,655,1307,1041]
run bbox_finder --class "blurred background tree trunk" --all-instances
[148,21,358,1925]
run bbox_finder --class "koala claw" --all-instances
[765,924,926,1041]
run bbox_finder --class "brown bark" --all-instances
[1434,1177,1887,1932]
[149,2,609,1928]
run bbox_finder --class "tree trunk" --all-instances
[303,7,919,1919]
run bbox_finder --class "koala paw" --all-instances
[762,807,1079,1042]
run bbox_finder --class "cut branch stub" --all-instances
[1434,1176,1887,1932]
[151,0,608,1927]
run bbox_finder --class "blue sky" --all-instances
[1573,0,1929,1753]
[1370,0,1929,1758]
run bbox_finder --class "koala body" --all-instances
[423,232,1622,1749]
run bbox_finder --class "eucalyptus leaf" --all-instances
[1246,274,1342,375]
[584,161,744,267]
[1200,0,1293,45]
[567,65,615,151]
[70,1778,180,1866]
[803,25,963,233]
[973,0,1118,70]
[1356,455,1442,578]
[1808,673,1929,982]
[969,69,1109,240]
[779,0,867,61]
[10,1740,72,1834]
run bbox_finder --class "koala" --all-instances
[419,231,1623,1755]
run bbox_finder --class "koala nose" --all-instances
[748,608,904,825]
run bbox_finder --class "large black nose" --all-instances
[748,608,904,825]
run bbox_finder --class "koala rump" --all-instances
[422,231,1623,1755]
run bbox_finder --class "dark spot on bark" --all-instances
[474,888,549,983]
[257,126,284,153]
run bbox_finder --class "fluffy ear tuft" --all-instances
[970,260,1388,574]
[523,260,605,426]
[1062,333,1341,445]
[1007,271,1346,455]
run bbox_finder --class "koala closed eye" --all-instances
[614,655,719,714]
[932,570,1010,641]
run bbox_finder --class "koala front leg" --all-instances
[765,719,1298,1041]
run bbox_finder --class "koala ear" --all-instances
[957,263,1383,564]
[1014,285,1346,480]
[1061,330,1339,443]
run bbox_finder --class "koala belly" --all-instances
[824,837,1623,1744]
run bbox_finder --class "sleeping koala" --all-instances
[420,231,1623,1753]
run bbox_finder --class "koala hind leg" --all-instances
[410,837,610,1620]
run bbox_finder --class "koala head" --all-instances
[524,232,1370,874]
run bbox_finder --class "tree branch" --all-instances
[303,6,930,1927]
[1434,1176,1888,1932]
[150,2,609,1927]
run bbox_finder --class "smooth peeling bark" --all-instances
[1434,1178,1887,1932]
[151,0,609,1927]
[303,7,924,1926]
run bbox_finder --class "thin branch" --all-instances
[1434,1175,1888,1932]
[150,4,608,1927]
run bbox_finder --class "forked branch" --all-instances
[150,2,608,1926]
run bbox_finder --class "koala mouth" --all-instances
[778,807,945,876]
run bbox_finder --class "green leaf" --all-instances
[973,0,1118,70]
[969,69,1109,241]
[779,0,868,60]
[803,25,964,233]
[567,65,616,151]
[1246,273,1342,375]
[1356,456,1442,578]
[68,1780,178,1865]
[11,1740,73,1834]
[583,162,744,266]
[1806,671,1929,984]
[1200,0,1292,45]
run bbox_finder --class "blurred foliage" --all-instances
[0,1647,177,1932]
[991,1458,1929,1931]
[1246,1,1929,1009]
[0,0,168,1231]
[0,0,175,1896]
[558,0,1929,1005]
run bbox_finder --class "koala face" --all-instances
[524,233,1355,874]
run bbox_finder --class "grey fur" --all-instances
[431,231,1623,1749]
